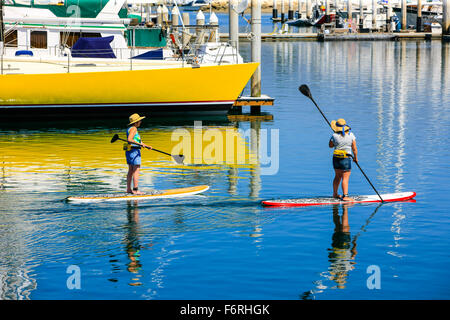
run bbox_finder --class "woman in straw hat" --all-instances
[329,118,358,201]
[126,113,152,194]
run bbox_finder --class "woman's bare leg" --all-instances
[132,165,144,194]
[333,170,343,198]
[341,170,352,200]
[127,164,134,193]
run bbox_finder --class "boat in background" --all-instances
[0,0,257,118]
[180,0,211,12]
[392,2,442,28]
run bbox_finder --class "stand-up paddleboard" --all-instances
[67,185,209,202]
[262,191,416,207]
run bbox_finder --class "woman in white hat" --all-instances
[329,118,358,201]
[126,113,152,194]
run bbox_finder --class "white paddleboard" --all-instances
[67,185,209,202]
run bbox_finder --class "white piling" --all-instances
[182,12,190,47]
[146,4,151,23]
[157,5,163,26]
[251,0,261,98]
[209,12,219,43]
[386,0,392,32]
[229,0,239,50]
[289,0,294,20]
[172,6,179,27]
[196,10,205,41]
[335,0,339,27]
[372,0,376,30]
[359,0,363,30]
[182,11,190,26]
[347,0,352,25]
[273,0,278,19]
[306,0,311,19]
[401,0,407,30]
[162,5,169,23]
[443,0,450,35]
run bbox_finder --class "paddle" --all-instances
[299,84,384,202]
[111,134,185,165]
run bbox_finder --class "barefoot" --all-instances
[341,196,353,201]
[333,194,341,199]
[132,190,145,195]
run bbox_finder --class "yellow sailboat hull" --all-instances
[0,62,258,113]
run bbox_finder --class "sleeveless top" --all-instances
[127,127,142,148]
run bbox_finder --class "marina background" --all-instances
[0,36,449,299]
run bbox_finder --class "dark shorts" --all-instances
[126,148,141,166]
[333,156,351,171]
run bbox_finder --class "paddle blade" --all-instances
[172,155,185,165]
[111,134,119,143]
[299,84,312,98]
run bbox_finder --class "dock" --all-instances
[232,95,274,114]
[220,32,444,42]
[220,32,318,41]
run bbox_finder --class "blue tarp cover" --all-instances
[132,48,164,60]
[15,50,33,56]
[71,36,116,59]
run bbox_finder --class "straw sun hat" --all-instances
[128,113,146,126]
[331,118,351,134]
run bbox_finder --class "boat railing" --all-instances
[167,24,242,65]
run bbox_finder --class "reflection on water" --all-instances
[0,40,449,299]
[124,201,144,286]
[0,122,266,196]
[303,205,357,298]
[303,203,383,299]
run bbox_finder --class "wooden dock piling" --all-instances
[444,0,450,36]
[401,0,407,30]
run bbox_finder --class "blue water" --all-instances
[1,38,449,299]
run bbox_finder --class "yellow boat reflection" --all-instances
[0,126,258,187]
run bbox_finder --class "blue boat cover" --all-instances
[15,50,33,56]
[71,36,116,58]
[132,48,164,60]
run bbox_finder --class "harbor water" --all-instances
[0,38,449,299]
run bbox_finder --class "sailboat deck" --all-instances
[0,56,194,75]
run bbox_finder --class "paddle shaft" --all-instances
[116,136,172,157]
[309,96,332,128]
[302,86,384,202]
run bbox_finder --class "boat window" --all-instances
[30,31,47,49]
[60,32,103,48]
[5,30,18,48]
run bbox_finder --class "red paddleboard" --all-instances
[262,192,416,207]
